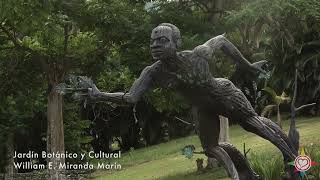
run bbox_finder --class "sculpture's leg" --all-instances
[258,117,298,155]
[198,111,239,179]
[214,79,296,160]
[238,116,296,161]
[219,142,260,180]
[198,111,220,150]
[256,117,300,180]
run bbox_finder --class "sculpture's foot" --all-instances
[206,157,219,169]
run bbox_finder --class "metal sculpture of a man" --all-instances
[88,23,297,179]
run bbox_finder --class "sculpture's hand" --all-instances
[88,84,101,100]
[251,60,267,74]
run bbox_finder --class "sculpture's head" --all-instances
[150,23,181,61]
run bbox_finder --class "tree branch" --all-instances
[174,116,194,126]
[295,103,316,112]
[0,23,51,73]
[292,69,298,106]
[0,24,22,48]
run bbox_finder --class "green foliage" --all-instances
[293,0,320,21]
[226,0,291,25]
[226,0,320,110]
[249,154,284,180]
[261,87,291,126]
[97,65,134,92]
[0,128,7,172]
[249,145,320,180]
[262,87,291,105]
[64,102,93,162]
[21,36,47,52]
[0,0,104,172]
[0,54,46,172]
[69,32,98,56]
[145,88,189,113]
[307,144,320,179]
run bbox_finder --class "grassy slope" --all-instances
[93,117,320,180]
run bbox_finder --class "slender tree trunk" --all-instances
[192,106,199,134]
[5,133,15,179]
[277,105,282,129]
[212,0,223,23]
[47,77,65,180]
[219,116,229,142]
[288,69,300,155]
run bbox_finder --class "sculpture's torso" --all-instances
[152,50,256,119]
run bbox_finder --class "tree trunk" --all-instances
[206,0,224,24]
[5,133,15,179]
[207,116,229,169]
[277,105,282,129]
[192,106,199,134]
[212,0,223,23]
[219,116,229,142]
[288,68,300,155]
[47,79,65,180]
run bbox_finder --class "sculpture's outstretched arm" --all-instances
[202,34,266,74]
[204,34,252,67]
[89,62,159,104]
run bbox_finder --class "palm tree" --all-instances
[261,87,291,129]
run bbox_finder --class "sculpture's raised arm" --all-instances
[201,34,266,74]
[88,62,159,104]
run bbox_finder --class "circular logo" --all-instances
[294,155,312,172]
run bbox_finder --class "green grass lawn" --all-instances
[92,117,320,180]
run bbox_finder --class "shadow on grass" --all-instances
[157,167,229,180]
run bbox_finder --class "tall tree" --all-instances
[1,0,153,177]
[0,1,98,178]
